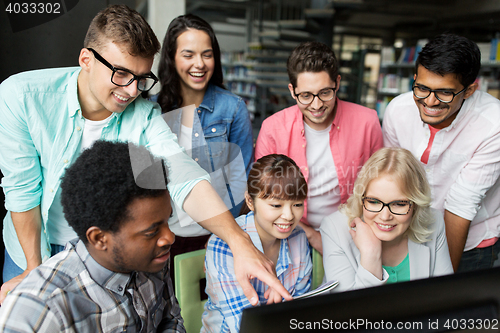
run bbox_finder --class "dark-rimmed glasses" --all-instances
[412,83,467,103]
[293,87,336,105]
[362,197,413,215]
[87,48,158,92]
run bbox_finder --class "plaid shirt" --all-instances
[201,212,312,333]
[0,239,185,333]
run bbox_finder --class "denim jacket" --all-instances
[155,84,253,218]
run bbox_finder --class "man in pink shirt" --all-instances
[255,41,383,254]
[383,34,500,273]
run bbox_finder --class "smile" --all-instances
[375,222,396,231]
[420,102,448,116]
[189,72,205,78]
[275,223,292,232]
[113,92,130,102]
[308,108,326,118]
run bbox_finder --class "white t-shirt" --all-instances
[304,122,340,229]
[383,91,500,250]
[47,115,112,245]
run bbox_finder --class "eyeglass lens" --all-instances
[297,88,335,104]
[111,70,156,91]
[412,86,463,103]
[363,197,411,215]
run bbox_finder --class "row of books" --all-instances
[227,81,257,97]
[377,74,413,94]
[477,38,500,63]
[380,39,428,65]
[222,65,252,81]
[221,51,246,64]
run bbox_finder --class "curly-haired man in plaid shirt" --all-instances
[0,141,185,333]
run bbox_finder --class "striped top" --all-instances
[202,212,312,332]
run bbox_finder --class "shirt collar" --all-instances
[68,67,83,118]
[447,92,475,130]
[198,84,215,113]
[243,212,292,276]
[297,97,342,136]
[73,239,131,296]
[68,67,125,122]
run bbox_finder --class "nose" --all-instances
[423,91,441,106]
[281,205,294,221]
[194,55,205,69]
[158,223,175,247]
[123,80,140,98]
[310,95,323,110]
[378,205,393,220]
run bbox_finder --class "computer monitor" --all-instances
[240,267,500,332]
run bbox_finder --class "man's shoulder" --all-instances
[261,105,301,128]
[12,248,85,301]
[471,90,500,117]
[337,99,380,124]
[122,96,159,120]
[2,67,79,90]
[384,92,416,114]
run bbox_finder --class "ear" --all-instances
[245,192,255,212]
[464,82,478,99]
[288,83,297,101]
[86,226,108,251]
[79,48,93,71]
[335,75,341,92]
[414,73,417,81]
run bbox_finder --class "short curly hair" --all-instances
[287,41,339,88]
[60,141,169,243]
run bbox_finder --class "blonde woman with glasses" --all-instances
[320,147,453,292]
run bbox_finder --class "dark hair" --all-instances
[157,14,224,113]
[287,41,339,88]
[416,33,481,88]
[248,154,307,201]
[60,141,169,243]
[84,4,160,58]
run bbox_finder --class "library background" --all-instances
[1,0,500,279]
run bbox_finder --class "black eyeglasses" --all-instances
[362,197,413,215]
[87,48,158,92]
[293,87,336,105]
[412,83,467,103]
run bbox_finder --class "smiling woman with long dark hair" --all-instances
[151,14,254,284]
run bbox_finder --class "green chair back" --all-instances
[311,248,324,289]
[174,249,207,333]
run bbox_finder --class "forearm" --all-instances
[444,210,471,272]
[298,221,323,255]
[183,180,249,247]
[359,252,383,280]
[11,206,42,270]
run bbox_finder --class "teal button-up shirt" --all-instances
[0,67,209,269]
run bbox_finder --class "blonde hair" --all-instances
[340,147,433,243]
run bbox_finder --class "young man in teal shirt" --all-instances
[0,4,290,305]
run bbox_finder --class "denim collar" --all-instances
[198,84,216,113]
